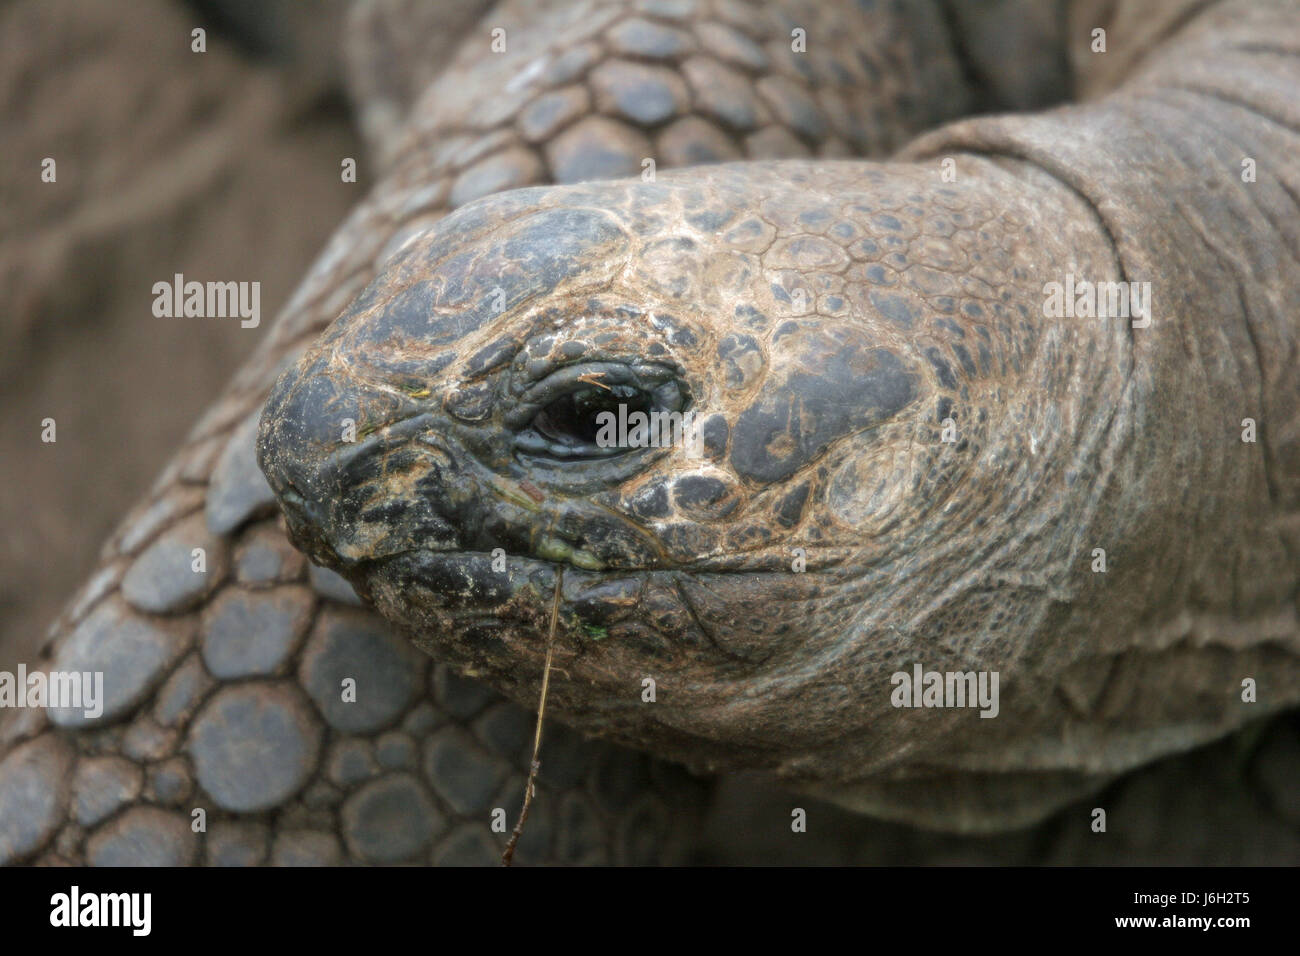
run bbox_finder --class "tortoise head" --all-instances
[258,162,1078,798]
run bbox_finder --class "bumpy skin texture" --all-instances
[0,0,1001,865]
[260,0,1300,832]
[2,0,1297,864]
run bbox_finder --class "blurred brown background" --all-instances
[0,0,360,672]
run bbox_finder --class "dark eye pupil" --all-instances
[535,385,650,446]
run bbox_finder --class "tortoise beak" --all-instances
[256,351,425,569]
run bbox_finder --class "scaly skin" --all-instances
[258,0,1300,833]
[1,0,1009,865]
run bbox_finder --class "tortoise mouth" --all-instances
[355,545,794,677]
[355,547,642,612]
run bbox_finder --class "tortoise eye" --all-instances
[510,362,689,462]
[532,385,651,450]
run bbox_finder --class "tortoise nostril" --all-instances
[278,482,331,535]
[274,483,341,568]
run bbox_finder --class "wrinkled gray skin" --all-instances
[262,0,1300,833]
[3,0,1298,865]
